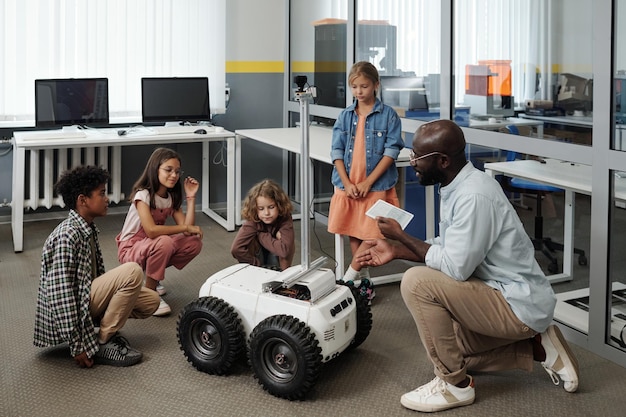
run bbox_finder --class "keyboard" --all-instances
[151,125,214,135]
[17,130,87,140]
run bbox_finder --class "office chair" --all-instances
[500,125,587,274]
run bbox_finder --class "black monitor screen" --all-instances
[35,78,109,128]
[141,77,210,124]
[380,76,428,111]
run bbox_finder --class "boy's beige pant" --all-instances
[400,266,537,386]
[89,262,160,344]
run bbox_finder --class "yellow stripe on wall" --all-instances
[225,61,589,78]
[313,61,347,73]
[287,61,346,73]
[225,61,320,74]
[226,61,284,73]
[291,61,315,73]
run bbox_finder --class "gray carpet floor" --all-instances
[2,201,626,417]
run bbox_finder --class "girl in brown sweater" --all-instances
[231,179,295,270]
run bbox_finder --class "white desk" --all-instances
[483,158,593,283]
[234,126,436,282]
[518,113,592,128]
[470,117,544,137]
[11,127,236,252]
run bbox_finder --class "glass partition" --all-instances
[608,0,626,353]
[608,171,626,353]
[290,0,442,125]
[454,0,594,146]
[357,1,441,123]
[288,1,348,208]
[289,0,348,109]
[286,0,626,367]
[615,1,626,150]
[452,2,598,331]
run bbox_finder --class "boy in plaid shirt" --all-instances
[34,166,159,367]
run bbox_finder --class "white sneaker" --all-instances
[156,282,167,296]
[540,325,579,392]
[153,297,171,316]
[400,376,475,412]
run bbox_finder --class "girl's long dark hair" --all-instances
[129,147,183,209]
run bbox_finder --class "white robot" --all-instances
[176,85,372,400]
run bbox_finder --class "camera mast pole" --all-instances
[295,89,313,270]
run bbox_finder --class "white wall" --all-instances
[290,0,347,63]
[226,0,286,62]
[552,0,594,76]
[617,0,626,72]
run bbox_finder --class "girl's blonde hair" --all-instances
[241,179,293,222]
[348,61,380,96]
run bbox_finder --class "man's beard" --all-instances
[415,166,444,186]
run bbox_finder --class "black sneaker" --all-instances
[94,334,143,367]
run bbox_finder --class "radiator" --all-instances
[24,146,123,211]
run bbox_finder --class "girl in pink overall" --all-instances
[117,148,203,316]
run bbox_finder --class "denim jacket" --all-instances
[330,98,404,191]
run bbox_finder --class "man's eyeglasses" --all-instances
[160,167,184,177]
[408,147,465,165]
[409,150,447,165]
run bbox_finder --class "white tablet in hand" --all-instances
[365,199,414,230]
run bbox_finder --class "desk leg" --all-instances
[485,167,572,283]
[543,190,575,284]
[543,195,575,283]
[225,135,235,231]
[425,185,436,240]
[235,135,242,226]
[201,137,236,231]
[562,190,575,280]
[110,146,123,203]
[201,140,210,219]
[335,234,345,280]
[12,146,25,252]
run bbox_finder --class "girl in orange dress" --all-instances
[328,61,404,299]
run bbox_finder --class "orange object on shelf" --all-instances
[465,60,512,97]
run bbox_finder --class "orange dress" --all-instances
[327,112,399,241]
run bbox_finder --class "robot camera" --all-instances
[293,75,308,92]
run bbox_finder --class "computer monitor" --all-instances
[35,78,110,128]
[141,77,210,124]
[380,76,428,111]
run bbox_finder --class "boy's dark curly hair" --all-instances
[55,165,110,210]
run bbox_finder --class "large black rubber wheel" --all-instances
[248,315,322,400]
[177,297,245,375]
[341,281,373,350]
